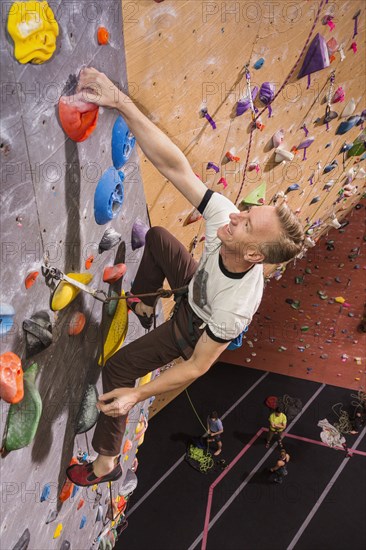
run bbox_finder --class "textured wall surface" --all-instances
[0,1,151,549]
[123,0,365,280]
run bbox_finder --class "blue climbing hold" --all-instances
[94,167,124,225]
[112,115,136,170]
[0,303,15,336]
[336,116,360,135]
[286,183,300,193]
[227,327,248,351]
[323,160,338,173]
[40,483,51,502]
[79,515,87,529]
[71,484,79,498]
[253,58,264,70]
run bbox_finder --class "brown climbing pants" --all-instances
[92,227,205,456]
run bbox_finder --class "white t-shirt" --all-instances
[188,191,264,342]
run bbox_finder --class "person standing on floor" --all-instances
[269,448,290,483]
[65,68,305,487]
[206,411,224,456]
[266,407,287,448]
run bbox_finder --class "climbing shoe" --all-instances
[126,292,154,330]
[66,459,122,487]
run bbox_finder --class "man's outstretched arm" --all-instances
[77,68,207,209]
[97,334,229,417]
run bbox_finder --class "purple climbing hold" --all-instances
[298,33,330,80]
[297,136,315,160]
[206,162,220,173]
[131,218,149,250]
[235,86,258,116]
[259,82,275,116]
[297,137,315,150]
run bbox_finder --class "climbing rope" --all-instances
[185,389,207,431]
[186,444,214,473]
[332,403,354,434]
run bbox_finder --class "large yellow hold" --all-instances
[7,1,59,64]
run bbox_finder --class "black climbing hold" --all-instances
[75,384,99,434]
[22,311,52,357]
[45,509,58,524]
[59,542,71,550]
[98,227,122,253]
[12,529,30,550]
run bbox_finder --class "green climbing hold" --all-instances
[301,326,310,332]
[291,300,301,310]
[5,363,42,451]
[107,290,119,317]
[240,181,266,206]
[295,276,304,284]
[305,267,312,274]
[75,384,99,434]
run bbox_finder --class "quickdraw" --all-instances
[244,66,259,126]
[324,70,336,131]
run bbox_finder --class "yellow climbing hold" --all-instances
[355,357,362,365]
[335,296,346,304]
[92,484,98,492]
[7,1,59,64]
[53,523,63,539]
[50,273,93,311]
[138,372,152,386]
[123,454,129,462]
[98,290,128,366]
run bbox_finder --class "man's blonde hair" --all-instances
[259,202,305,264]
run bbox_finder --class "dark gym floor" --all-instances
[116,362,366,550]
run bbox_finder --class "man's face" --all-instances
[217,206,282,262]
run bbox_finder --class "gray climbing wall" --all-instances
[0,1,151,548]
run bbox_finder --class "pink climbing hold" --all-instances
[332,87,345,104]
[351,42,357,53]
[218,177,228,190]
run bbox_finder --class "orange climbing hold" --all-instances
[97,27,109,45]
[59,457,78,502]
[122,439,133,454]
[68,312,86,336]
[85,255,95,270]
[0,352,24,404]
[25,271,39,289]
[103,263,127,284]
[77,498,85,510]
[59,94,99,142]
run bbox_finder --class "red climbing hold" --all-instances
[68,312,86,336]
[59,457,78,502]
[59,94,99,142]
[85,255,95,270]
[103,263,127,284]
[0,352,24,404]
[25,271,39,289]
[97,27,109,45]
